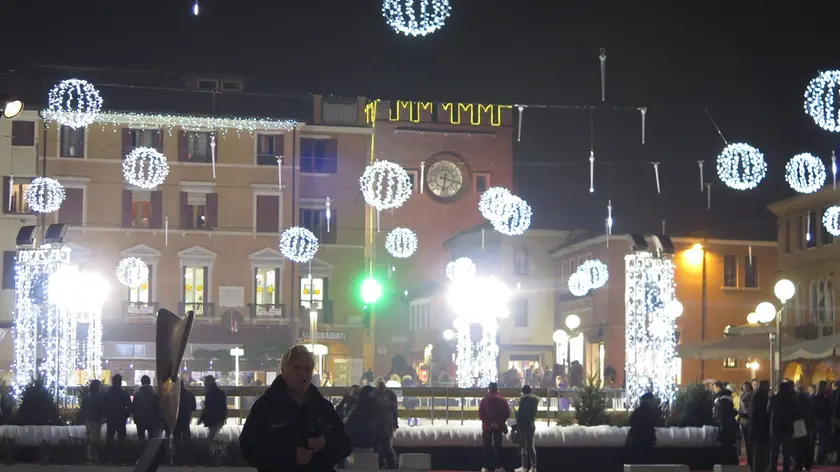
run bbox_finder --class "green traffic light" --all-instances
[361,278,383,304]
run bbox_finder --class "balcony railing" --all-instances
[248,303,286,319]
[122,302,159,317]
[179,302,215,317]
[300,300,333,324]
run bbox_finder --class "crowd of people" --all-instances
[79,373,228,463]
[710,378,840,472]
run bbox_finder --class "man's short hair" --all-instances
[112,374,122,386]
[140,375,151,385]
[488,382,498,392]
[521,385,532,395]
[280,345,315,374]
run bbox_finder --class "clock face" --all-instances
[426,160,464,200]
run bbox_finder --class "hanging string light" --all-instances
[650,162,661,194]
[577,259,609,290]
[25,177,65,214]
[568,272,590,297]
[45,79,103,129]
[385,227,418,259]
[115,257,149,288]
[785,152,826,194]
[122,147,170,189]
[279,227,319,264]
[492,195,532,236]
[382,0,451,37]
[359,160,413,210]
[804,70,840,132]
[823,205,840,236]
[698,161,705,192]
[478,187,511,222]
[325,197,332,233]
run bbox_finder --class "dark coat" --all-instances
[104,385,132,425]
[813,390,831,423]
[797,390,814,427]
[132,384,161,428]
[515,394,540,430]
[344,394,390,449]
[176,386,197,431]
[626,403,659,449]
[748,389,771,442]
[82,390,106,423]
[770,390,800,436]
[200,385,228,428]
[713,394,738,446]
[240,375,352,472]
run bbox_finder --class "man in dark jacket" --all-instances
[770,381,800,472]
[626,393,661,465]
[749,380,771,472]
[714,388,739,465]
[82,380,105,462]
[172,383,197,448]
[199,375,228,439]
[240,345,351,472]
[132,375,161,445]
[373,378,399,469]
[739,382,754,467]
[515,385,539,472]
[479,382,511,472]
[104,374,131,447]
[795,385,814,471]
[813,380,831,464]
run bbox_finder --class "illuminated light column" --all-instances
[13,246,71,390]
[625,252,678,406]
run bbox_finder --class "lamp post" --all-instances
[309,310,319,353]
[753,279,795,386]
[746,360,760,380]
[230,347,244,413]
[564,314,581,379]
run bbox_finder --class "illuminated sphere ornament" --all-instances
[755,302,777,324]
[46,78,103,128]
[24,177,65,213]
[382,0,451,37]
[279,227,319,263]
[445,257,476,281]
[568,272,590,297]
[785,153,826,194]
[823,205,840,236]
[492,195,532,236]
[442,329,455,341]
[385,227,418,259]
[115,257,149,289]
[665,300,684,318]
[478,187,511,222]
[359,160,412,210]
[747,312,759,324]
[716,143,767,191]
[577,259,609,290]
[122,147,170,189]
[804,70,840,132]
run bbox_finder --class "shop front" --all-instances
[298,328,365,386]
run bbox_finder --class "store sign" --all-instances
[299,331,347,340]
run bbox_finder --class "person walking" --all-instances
[240,345,351,472]
[132,375,161,446]
[739,381,754,466]
[514,385,539,472]
[479,382,510,472]
[770,381,800,472]
[748,380,771,472]
[199,375,228,439]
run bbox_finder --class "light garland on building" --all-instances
[625,252,677,407]
[568,272,590,297]
[24,177,66,214]
[359,160,413,211]
[576,259,609,291]
[492,195,532,236]
[279,226,319,263]
[13,246,72,390]
[43,110,297,136]
[804,70,840,133]
[785,152,826,194]
[46,79,103,129]
[716,142,767,191]
[445,257,476,281]
[385,227,418,259]
[122,147,170,189]
[115,257,150,288]
[478,187,511,222]
[823,205,840,236]
[382,0,451,37]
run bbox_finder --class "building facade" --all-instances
[0,75,515,386]
[768,189,840,385]
[550,235,778,386]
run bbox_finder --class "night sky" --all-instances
[4,1,840,240]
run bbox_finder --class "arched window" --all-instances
[794,283,804,326]
[811,280,819,324]
[819,280,827,325]
[826,280,835,328]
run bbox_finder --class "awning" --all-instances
[677,334,804,360]
[785,332,840,360]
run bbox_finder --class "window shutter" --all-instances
[147,264,153,303]
[121,128,132,158]
[276,267,282,305]
[149,190,163,229]
[205,193,218,229]
[3,251,16,290]
[180,192,190,229]
[76,129,86,157]
[2,177,9,215]
[256,195,279,233]
[203,266,210,303]
[177,131,189,162]
[322,278,331,323]
[121,190,133,228]
[276,134,285,157]
[326,139,338,173]
[156,129,164,152]
[58,188,84,226]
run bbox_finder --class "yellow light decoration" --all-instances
[186,284,193,292]
[140,282,148,290]
[389,101,434,123]
[441,103,511,126]
[365,100,380,125]
[196,284,203,292]
[267,286,274,293]
[256,286,263,293]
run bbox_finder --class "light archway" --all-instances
[783,361,804,384]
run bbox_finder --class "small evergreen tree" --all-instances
[15,377,60,426]
[573,375,608,426]
[669,383,715,427]
[0,381,14,425]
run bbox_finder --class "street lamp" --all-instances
[746,312,759,325]
[1,97,23,119]
[565,314,581,331]
[665,300,684,318]
[230,347,244,412]
[442,329,455,341]
[562,315,581,379]
[746,359,760,379]
[755,302,777,324]
[774,279,795,304]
